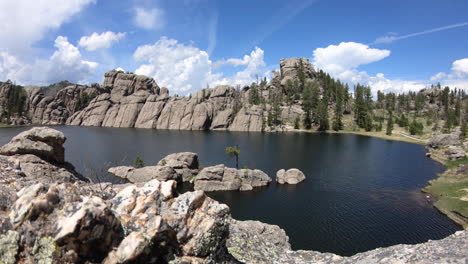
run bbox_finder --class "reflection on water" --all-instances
[0,126,461,256]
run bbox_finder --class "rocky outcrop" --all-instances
[445,146,466,160]
[0,127,86,183]
[1,57,321,131]
[0,177,232,263]
[227,220,468,264]
[276,168,306,184]
[108,165,179,183]
[0,127,65,163]
[227,220,291,262]
[428,129,462,149]
[109,152,200,183]
[278,57,316,87]
[194,164,272,192]
[157,152,200,181]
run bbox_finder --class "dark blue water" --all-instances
[0,126,460,256]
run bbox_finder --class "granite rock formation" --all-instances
[194,164,272,192]
[276,168,306,184]
[0,58,319,132]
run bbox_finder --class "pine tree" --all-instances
[454,98,461,126]
[332,85,344,131]
[294,117,300,129]
[461,120,467,140]
[297,59,306,92]
[354,84,373,131]
[249,83,260,105]
[310,81,320,121]
[302,82,312,129]
[386,111,394,136]
[317,100,329,131]
[268,94,282,127]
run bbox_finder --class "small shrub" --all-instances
[294,117,300,129]
[134,156,145,168]
[409,120,424,135]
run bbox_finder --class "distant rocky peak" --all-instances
[278,57,317,87]
[104,70,160,101]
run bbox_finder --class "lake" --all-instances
[0,126,461,256]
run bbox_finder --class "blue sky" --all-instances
[0,0,467,95]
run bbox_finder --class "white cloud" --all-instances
[134,37,267,94]
[313,42,390,76]
[78,31,126,51]
[0,0,96,53]
[134,37,214,93]
[212,47,267,87]
[367,73,426,94]
[0,52,23,81]
[312,42,430,95]
[451,58,468,77]
[9,36,98,85]
[429,58,468,90]
[133,7,165,30]
[430,72,447,82]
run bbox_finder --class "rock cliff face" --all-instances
[67,72,267,131]
[0,58,317,131]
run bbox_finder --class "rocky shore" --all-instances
[424,128,468,228]
[0,127,466,263]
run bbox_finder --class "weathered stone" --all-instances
[428,131,462,148]
[0,230,19,264]
[194,165,271,192]
[105,179,230,263]
[0,127,65,163]
[108,165,179,183]
[276,168,306,184]
[227,220,290,263]
[54,196,122,260]
[445,146,466,160]
[279,57,316,87]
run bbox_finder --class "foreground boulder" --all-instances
[0,127,65,163]
[194,164,272,192]
[276,169,306,184]
[4,182,123,263]
[0,127,86,183]
[1,178,233,263]
[227,220,468,264]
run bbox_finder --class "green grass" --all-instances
[445,157,468,169]
[423,159,468,228]
[0,123,16,128]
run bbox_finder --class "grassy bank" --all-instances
[422,150,468,229]
[0,123,17,128]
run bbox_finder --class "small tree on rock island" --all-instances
[226,146,240,169]
[134,156,145,168]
